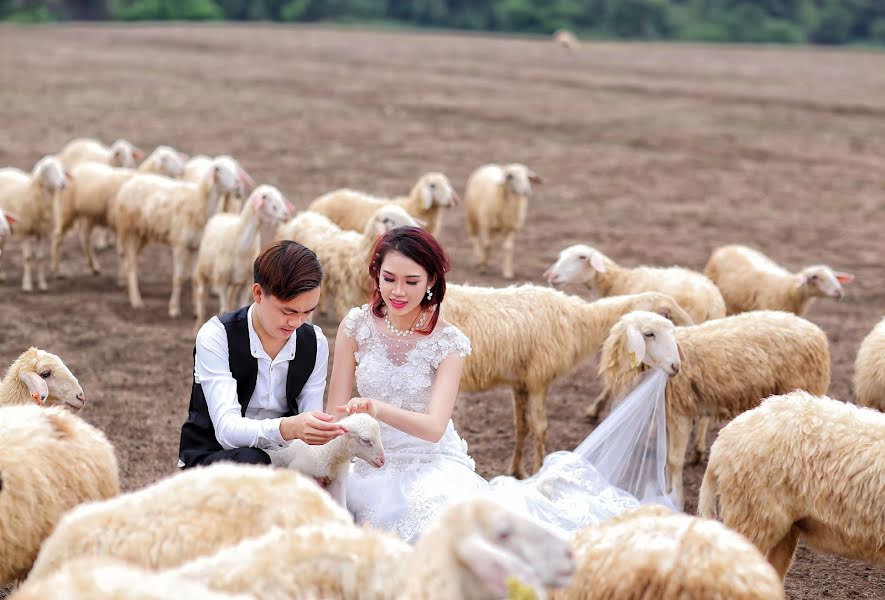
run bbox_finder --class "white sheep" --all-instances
[464,163,542,279]
[550,505,784,600]
[0,405,119,586]
[443,284,693,478]
[308,171,458,237]
[192,184,291,333]
[599,310,831,505]
[28,463,353,578]
[276,205,418,320]
[0,347,85,410]
[704,244,853,315]
[50,146,187,277]
[0,156,69,291]
[545,243,727,324]
[57,137,144,170]
[0,208,14,255]
[553,29,580,51]
[115,156,242,317]
[699,390,885,579]
[262,413,385,507]
[855,316,885,411]
[183,154,256,213]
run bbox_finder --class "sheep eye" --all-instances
[40,370,51,379]
[496,529,512,542]
[809,275,818,281]
[359,438,371,445]
[643,332,655,339]
[578,255,587,260]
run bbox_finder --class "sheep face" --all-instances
[150,146,187,178]
[249,185,291,228]
[544,244,598,286]
[503,164,541,198]
[417,172,459,209]
[215,155,254,199]
[109,139,142,168]
[338,414,385,468]
[209,157,242,197]
[797,265,853,300]
[620,311,681,376]
[17,349,86,410]
[369,205,418,237]
[33,157,68,193]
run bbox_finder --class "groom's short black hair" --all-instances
[254,240,323,301]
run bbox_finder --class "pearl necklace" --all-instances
[384,310,428,337]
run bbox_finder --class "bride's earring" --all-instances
[426,286,433,301]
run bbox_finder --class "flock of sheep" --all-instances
[1,135,884,599]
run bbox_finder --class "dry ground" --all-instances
[1,24,883,598]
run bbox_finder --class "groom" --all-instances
[178,240,345,468]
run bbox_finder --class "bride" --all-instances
[327,226,673,543]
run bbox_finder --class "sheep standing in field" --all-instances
[599,310,830,505]
[0,347,85,410]
[115,156,244,317]
[553,29,580,51]
[0,405,119,586]
[550,505,784,600]
[0,208,14,254]
[704,244,853,315]
[57,137,144,170]
[28,463,353,579]
[308,172,458,237]
[183,154,255,213]
[464,163,541,279]
[699,391,885,579]
[50,146,187,277]
[192,184,291,333]
[0,156,69,291]
[443,284,693,478]
[855,317,885,411]
[276,205,418,320]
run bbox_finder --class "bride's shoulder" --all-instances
[343,304,373,340]
[431,319,472,359]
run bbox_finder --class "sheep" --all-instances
[276,205,418,320]
[464,163,541,279]
[0,208,14,255]
[57,138,144,170]
[553,29,580,51]
[855,317,885,411]
[11,557,254,600]
[50,146,187,277]
[599,310,830,506]
[699,390,885,579]
[550,505,784,600]
[308,171,458,237]
[545,243,727,324]
[0,347,85,410]
[0,156,69,291]
[192,184,291,333]
[28,463,353,578]
[114,155,243,317]
[183,154,256,213]
[704,244,854,316]
[442,284,693,478]
[262,413,385,507]
[0,405,119,586]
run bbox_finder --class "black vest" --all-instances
[178,307,318,468]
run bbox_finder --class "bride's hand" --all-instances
[336,397,379,418]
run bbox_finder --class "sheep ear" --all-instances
[20,371,48,405]
[414,217,427,228]
[249,192,264,211]
[283,198,296,216]
[527,170,542,185]
[835,272,854,285]
[626,325,646,369]
[589,251,607,273]
[794,273,807,288]
[3,211,19,225]
[420,186,433,210]
[237,167,255,189]
[455,533,537,597]
[132,146,145,161]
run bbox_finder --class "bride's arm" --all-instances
[326,323,358,417]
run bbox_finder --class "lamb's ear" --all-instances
[420,185,433,210]
[794,273,807,288]
[249,191,264,211]
[3,211,19,225]
[626,324,646,369]
[132,146,145,161]
[835,272,854,285]
[19,371,48,405]
[283,198,296,217]
[237,167,255,189]
[527,170,542,185]
[455,533,538,598]
[589,251,607,274]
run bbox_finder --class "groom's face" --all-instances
[252,284,321,340]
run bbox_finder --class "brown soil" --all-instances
[1,24,883,598]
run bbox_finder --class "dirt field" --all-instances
[1,24,883,597]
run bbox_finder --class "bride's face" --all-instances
[379,250,430,318]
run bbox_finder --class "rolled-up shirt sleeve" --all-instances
[296,325,330,414]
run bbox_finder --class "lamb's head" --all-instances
[437,498,575,597]
[109,139,143,168]
[247,185,291,227]
[544,244,612,289]
[502,163,542,198]
[367,205,419,237]
[604,311,681,377]
[205,156,244,198]
[796,265,853,300]
[215,155,255,199]
[144,146,187,178]
[630,292,694,326]
[336,413,385,468]
[413,172,459,210]
[3,347,85,410]
[32,156,70,194]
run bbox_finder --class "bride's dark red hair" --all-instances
[369,226,449,335]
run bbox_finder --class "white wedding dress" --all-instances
[344,305,675,543]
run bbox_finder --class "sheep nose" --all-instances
[670,363,680,375]
[76,392,85,402]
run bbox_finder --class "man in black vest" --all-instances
[179,241,344,468]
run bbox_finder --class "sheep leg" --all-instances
[585,387,611,419]
[665,414,692,507]
[0,237,6,281]
[766,525,801,580]
[50,212,70,276]
[92,226,110,251]
[21,237,33,292]
[80,219,101,274]
[473,229,492,273]
[218,283,232,315]
[527,386,549,474]
[168,246,188,318]
[225,284,242,313]
[501,231,516,279]
[193,275,207,335]
[34,238,48,291]
[688,416,712,465]
[324,478,346,507]
[508,386,530,479]
[124,236,144,309]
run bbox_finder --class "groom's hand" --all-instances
[280,411,347,445]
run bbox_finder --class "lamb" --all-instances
[192,184,291,333]
[276,205,418,320]
[0,405,119,586]
[545,243,727,324]
[599,310,830,505]
[442,284,693,478]
[0,208,14,255]
[855,317,885,411]
[115,156,243,317]
[50,146,187,276]
[553,29,580,51]
[704,244,853,315]
[699,390,885,579]
[464,163,542,279]
[0,156,69,291]
[308,171,458,237]
[550,505,784,600]
[183,154,256,213]
[57,137,144,170]
[0,347,85,410]
[28,463,353,578]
